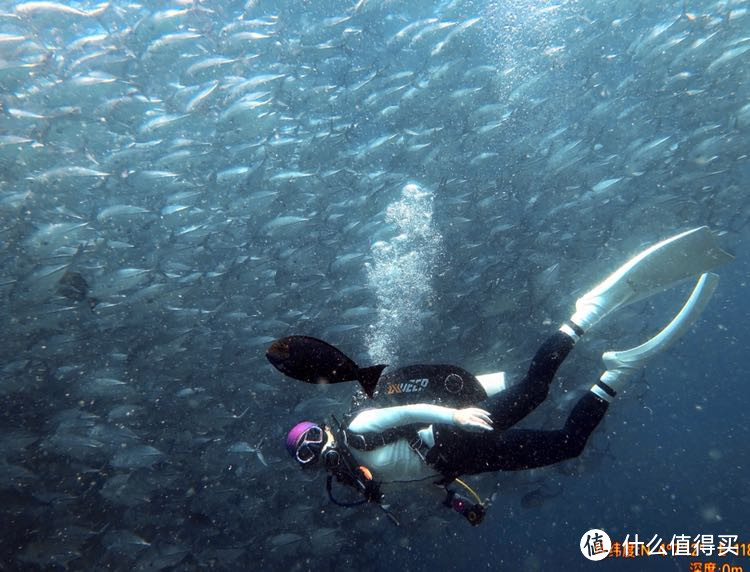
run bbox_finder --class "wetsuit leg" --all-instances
[490,331,576,430]
[430,392,609,475]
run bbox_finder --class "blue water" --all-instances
[1,0,748,570]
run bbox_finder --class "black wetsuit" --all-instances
[426,331,609,475]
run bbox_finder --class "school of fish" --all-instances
[0,0,748,570]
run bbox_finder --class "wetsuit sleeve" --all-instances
[347,404,456,433]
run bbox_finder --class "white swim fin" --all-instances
[592,272,719,401]
[571,226,733,332]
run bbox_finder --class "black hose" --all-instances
[326,475,367,507]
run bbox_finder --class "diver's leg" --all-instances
[430,391,609,475]
[473,267,723,468]
[434,271,720,474]
[488,392,609,470]
[487,227,730,428]
[489,328,579,430]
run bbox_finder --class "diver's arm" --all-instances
[348,404,492,433]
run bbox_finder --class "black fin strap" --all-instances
[596,381,617,398]
[565,320,585,337]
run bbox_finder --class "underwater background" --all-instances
[1,0,749,570]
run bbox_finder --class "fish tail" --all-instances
[357,365,387,397]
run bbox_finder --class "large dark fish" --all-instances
[57,270,88,301]
[265,336,386,398]
[57,269,99,310]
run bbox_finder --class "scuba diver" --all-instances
[267,227,733,525]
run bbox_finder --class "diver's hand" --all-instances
[452,408,493,432]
